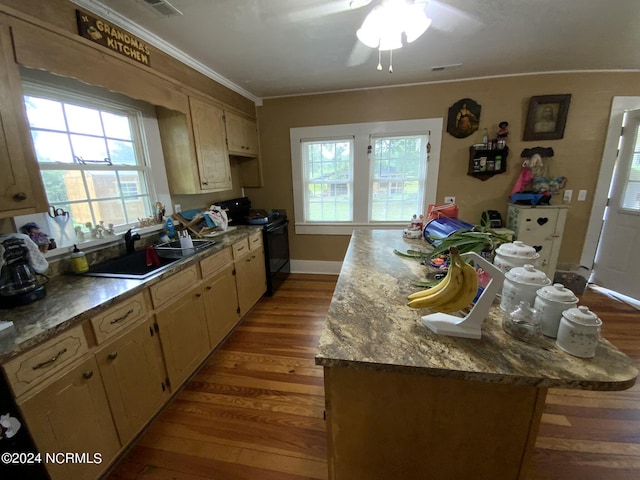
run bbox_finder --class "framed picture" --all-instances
[446,98,481,139]
[523,94,571,141]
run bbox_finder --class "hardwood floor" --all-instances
[107,274,640,480]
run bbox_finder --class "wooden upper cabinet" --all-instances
[156,96,232,194]
[0,21,46,217]
[225,110,259,157]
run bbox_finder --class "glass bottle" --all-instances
[502,300,541,341]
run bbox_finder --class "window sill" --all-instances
[43,224,165,260]
[293,222,408,235]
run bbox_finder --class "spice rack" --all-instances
[468,146,508,181]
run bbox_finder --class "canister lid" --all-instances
[505,264,551,286]
[562,305,602,326]
[495,241,539,259]
[536,283,578,303]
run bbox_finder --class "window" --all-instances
[291,119,441,234]
[22,82,154,232]
[620,117,640,211]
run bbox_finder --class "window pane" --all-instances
[303,139,353,222]
[621,181,640,211]
[119,171,149,196]
[370,135,426,221]
[84,171,119,198]
[65,104,104,136]
[31,131,73,163]
[24,96,66,131]
[102,111,132,140]
[123,196,150,224]
[41,170,88,203]
[91,199,126,226]
[107,139,136,165]
[71,134,108,162]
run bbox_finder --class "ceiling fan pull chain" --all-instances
[389,49,393,74]
[377,49,382,71]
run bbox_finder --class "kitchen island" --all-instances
[316,230,638,480]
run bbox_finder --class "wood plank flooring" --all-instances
[106,274,640,480]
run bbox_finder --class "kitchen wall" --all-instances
[250,72,640,267]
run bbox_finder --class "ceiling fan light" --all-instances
[378,31,403,51]
[357,27,380,49]
[356,7,384,48]
[404,10,431,43]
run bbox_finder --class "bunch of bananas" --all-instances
[407,246,479,313]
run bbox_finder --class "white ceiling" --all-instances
[73,0,640,102]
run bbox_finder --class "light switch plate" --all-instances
[174,204,182,213]
[577,190,587,201]
[563,190,573,202]
[444,196,456,204]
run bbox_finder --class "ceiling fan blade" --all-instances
[260,0,354,24]
[422,0,483,34]
[347,40,374,67]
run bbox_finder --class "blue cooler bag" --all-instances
[423,217,475,244]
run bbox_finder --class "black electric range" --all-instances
[216,197,290,296]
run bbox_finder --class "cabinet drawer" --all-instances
[232,239,250,259]
[91,292,149,344]
[3,324,89,398]
[249,232,263,250]
[200,247,232,279]
[150,264,199,309]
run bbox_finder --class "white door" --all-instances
[592,109,640,300]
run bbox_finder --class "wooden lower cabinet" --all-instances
[235,246,266,317]
[95,319,168,445]
[154,286,210,389]
[202,263,241,348]
[17,356,121,480]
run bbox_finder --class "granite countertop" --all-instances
[0,226,262,364]
[316,230,638,391]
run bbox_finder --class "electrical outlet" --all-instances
[174,204,181,213]
[444,196,456,204]
[563,190,573,203]
[578,190,587,201]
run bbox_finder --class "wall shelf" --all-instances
[468,146,508,181]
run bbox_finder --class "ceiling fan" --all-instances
[262,0,482,67]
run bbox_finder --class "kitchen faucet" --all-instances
[124,228,141,254]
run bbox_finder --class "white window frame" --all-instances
[290,118,442,235]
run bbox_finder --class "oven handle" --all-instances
[266,220,288,233]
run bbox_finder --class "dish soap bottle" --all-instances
[70,244,89,273]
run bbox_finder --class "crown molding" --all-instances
[70,0,262,106]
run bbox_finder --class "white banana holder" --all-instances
[421,252,504,339]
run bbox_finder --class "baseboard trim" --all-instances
[291,260,342,275]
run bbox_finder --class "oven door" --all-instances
[264,220,290,295]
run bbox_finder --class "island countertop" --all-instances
[315,230,638,391]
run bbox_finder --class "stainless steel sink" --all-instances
[82,249,179,279]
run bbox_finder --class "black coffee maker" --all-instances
[0,237,47,308]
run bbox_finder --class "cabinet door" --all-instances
[18,356,120,480]
[235,247,266,316]
[0,23,45,215]
[202,263,241,348]
[96,319,168,445]
[225,110,258,157]
[189,96,232,191]
[154,286,210,389]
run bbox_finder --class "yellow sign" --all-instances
[76,10,151,67]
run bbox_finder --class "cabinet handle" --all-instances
[206,286,212,290]
[83,370,94,379]
[107,351,118,360]
[13,192,27,202]
[195,293,201,298]
[110,308,134,324]
[202,181,209,186]
[32,348,67,370]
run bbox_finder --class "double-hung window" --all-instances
[22,82,154,233]
[291,119,441,234]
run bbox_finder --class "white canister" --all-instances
[534,283,579,338]
[493,241,540,274]
[556,306,602,358]
[500,264,551,312]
